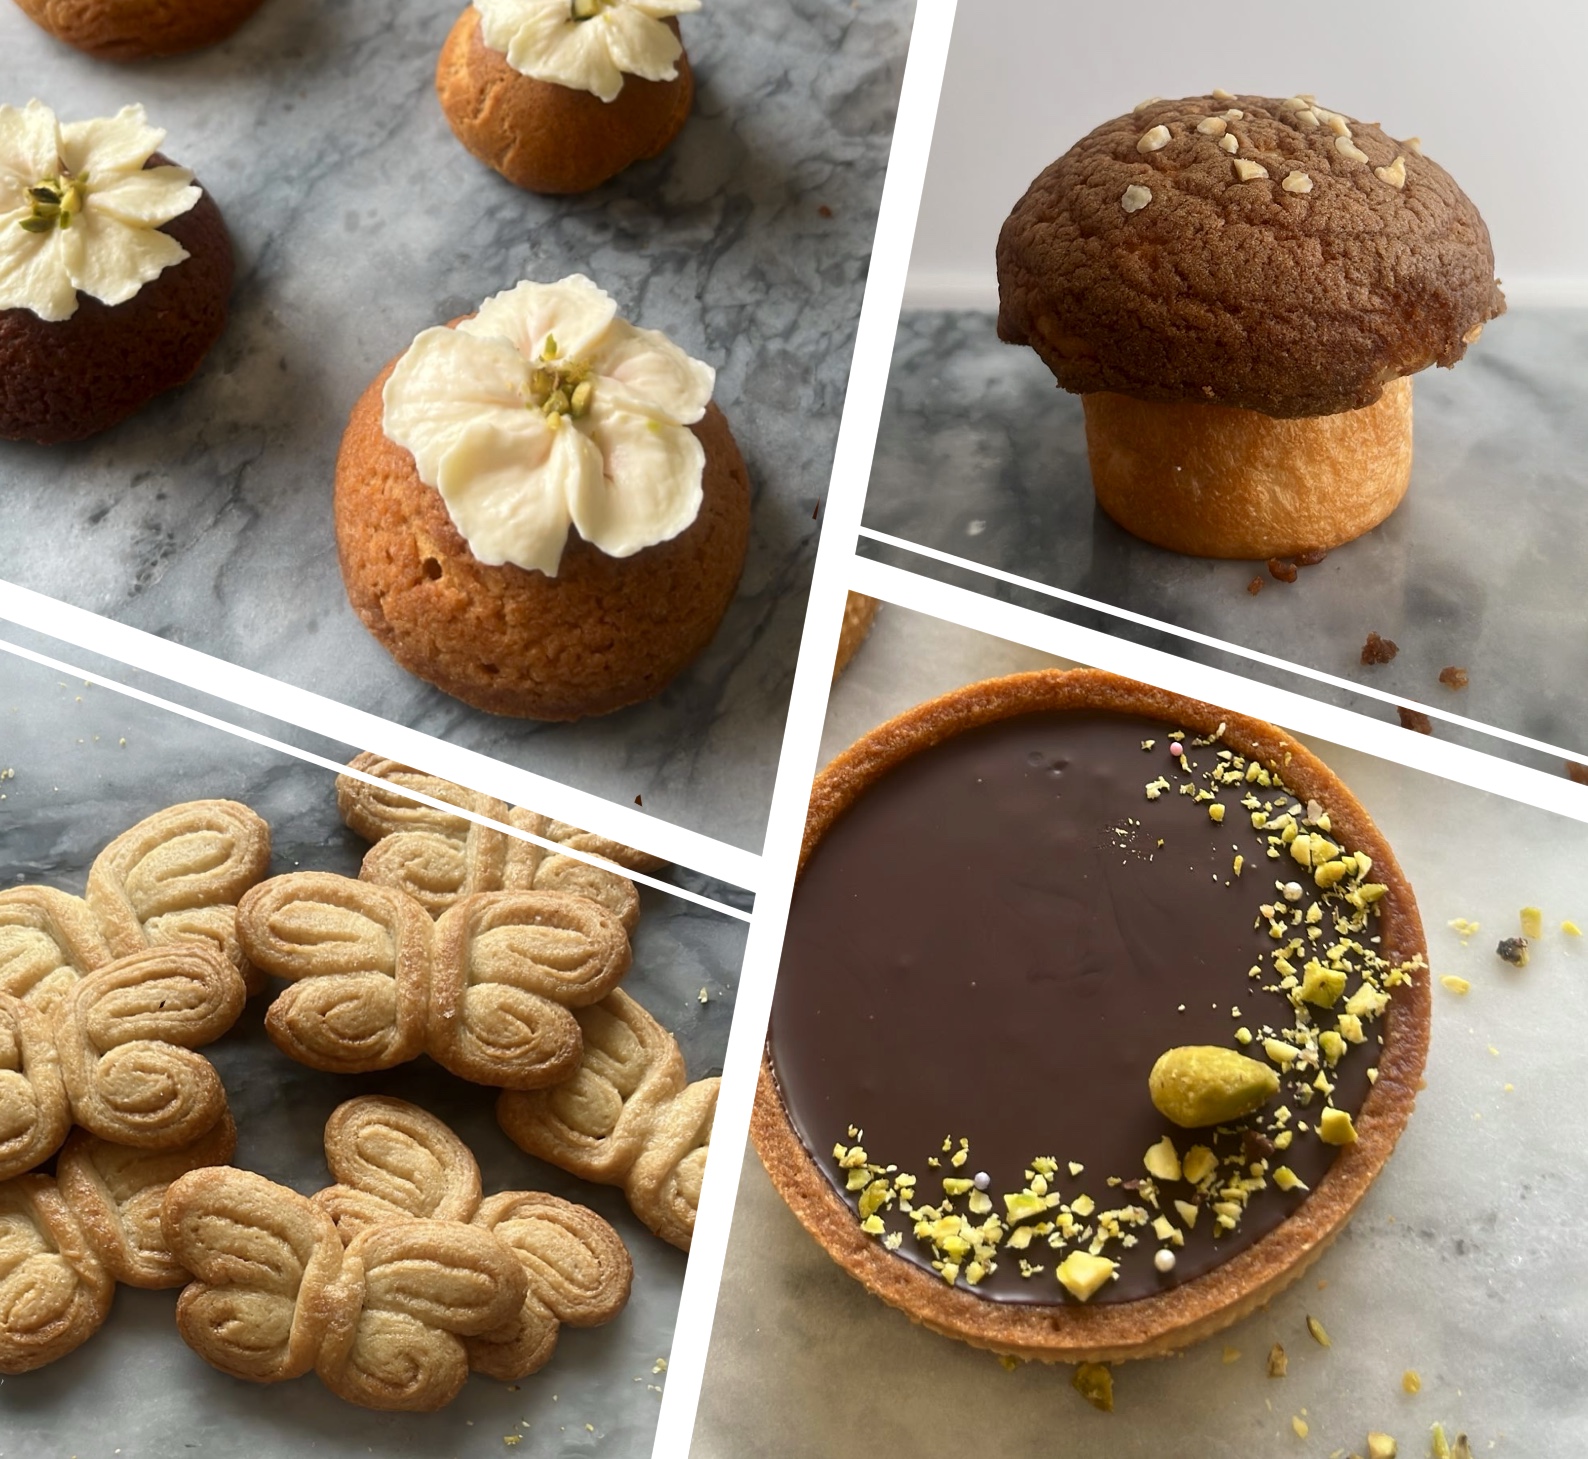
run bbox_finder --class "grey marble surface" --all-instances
[864,308,1588,772]
[0,0,913,856]
[692,604,1588,1459]
[0,643,747,1458]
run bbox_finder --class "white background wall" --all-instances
[907,0,1588,307]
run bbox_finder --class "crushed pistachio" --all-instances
[1291,1415,1309,1438]
[1564,920,1582,937]
[1365,1434,1397,1459]
[1268,1343,1288,1377]
[1520,906,1543,939]
[1305,1314,1331,1347]
[1072,1362,1114,1411]
[1143,1135,1182,1182]
[1439,975,1470,995]
[1402,1369,1421,1394]
[1056,1251,1117,1302]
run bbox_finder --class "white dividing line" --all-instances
[850,555,1588,826]
[649,4,963,1453]
[0,579,759,894]
[858,526,1588,770]
[0,635,751,923]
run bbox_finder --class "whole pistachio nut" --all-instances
[1149,1045,1281,1128]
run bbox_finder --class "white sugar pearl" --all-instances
[1154,1249,1177,1273]
[973,1171,991,1191]
[1282,881,1304,902]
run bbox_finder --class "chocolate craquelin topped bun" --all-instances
[755,670,1430,1362]
[997,93,1503,418]
[994,93,1505,560]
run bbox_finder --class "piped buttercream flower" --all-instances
[476,0,700,103]
[381,275,716,578]
[0,101,201,323]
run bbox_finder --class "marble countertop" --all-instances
[0,641,746,1458]
[0,0,913,856]
[691,604,1588,1459]
[863,308,1588,776]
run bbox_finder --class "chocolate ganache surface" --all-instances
[769,710,1384,1304]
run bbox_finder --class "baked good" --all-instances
[0,102,232,445]
[337,751,652,929]
[833,592,878,681]
[0,885,112,1008]
[11,0,266,59]
[755,668,1431,1362]
[0,991,70,1180]
[0,1175,116,1374]
[0,943,244,1179]
[314,1096,632,1380]
[498,987,717,1250]
[436,0,695,194]
[335,275,750,720]
[87,799,271,995]
[0,1116,235,1373]
[997,93,1505,558]
[236,873,631,1085]
[162,1166,529,1411]
[54,942,244,1149]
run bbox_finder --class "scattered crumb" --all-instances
[1248,576,1265,595]
[1293,547,1329,567]
[1306,1315,1331,1348]
[1292,1415,1309,1438]
[1268,558,1299,584]
[998,1353,1019,1371]
[1438,666,1469,690]
[634,794,643,806]
[698,987,709,1004]
[1361,632,1399,665]
[818,203,834,218]
[1439,975,1470,995]
[1396,707,1433,734]
[1402,1368,1421,1394]
[1448,918,1479,944]
[1268,1343,1288,1378]
[1520,906,1543,939]
[1568,761,1588,786]
[1222,1346,1241,1364]
[1072,1362,1114,1412]
[1564,920,1582,937]
[1495,937,1529,968]
[652,1358,668,1374]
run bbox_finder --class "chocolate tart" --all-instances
[435,11,693,196]
[754,668,1430,1362]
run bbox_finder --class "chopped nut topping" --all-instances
[1268,1343,1288,1377]
[1366,1435,1397,1459]
[1247,576,1264,595]
[1121,184,1153,214]
[1268,558,1298,583]
[1439,975,1471,995]
[1405,136,1423,155]
[1295,109,1320,129]
[1138,124,1172,153]
[1336,136,1370,164]
[1056,1251,1117,1302]
[1397,707,1433,735]
[1133,96,1163,114]
[1437,666,1469,690]
[1233,158,1269,182]
[1281,171,1314,194]
[1306,1314,1331,1347]
[1219,134,1239,154]
[1072,1362,1114,1411]
[1462,323,1484,345]
[1197,116,1229,137]
[1521,906,1543,939]
[1211,87,1235,101]
[1564,920,1582,937]
[1402,1369,1422,1394]
[1143,1135,1182,1182]
[1317,1108,1357,1146]
[1292,1416,1309,1439]
[1375,156,1408,189]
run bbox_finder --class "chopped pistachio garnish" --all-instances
[1496,937,1530,967]
[1402,1369,1421,1394]
[1268,1343,1288,1377]
[1439,975,1470,995]
[1056,1251,1117,1301]
[1564,920,1582,937]
[1143,1135,1182,1182]
[1366,1434,1397,1459]
[1072,1362,1114,1411]
[1305,1314,1331,1347]
[1520,906,1543,939]
[1291,1415,1308,1438]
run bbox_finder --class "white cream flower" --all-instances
[476,0,701,104]
[0,101,201,324]
[382,275,716,577]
